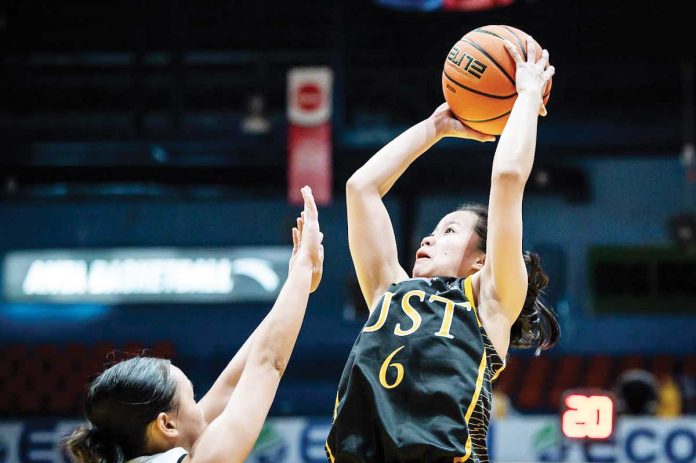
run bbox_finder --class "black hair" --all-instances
[65,357,178,463]
[457,203,561,351]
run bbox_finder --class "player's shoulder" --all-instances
[127,448,188,463]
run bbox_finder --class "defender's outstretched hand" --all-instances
[289,186,324,292]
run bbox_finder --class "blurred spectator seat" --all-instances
[0,342,175,416]
[502,353,693,414]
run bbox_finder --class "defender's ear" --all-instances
[153,411,180,440]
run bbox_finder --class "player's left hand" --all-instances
[429,103,496,142]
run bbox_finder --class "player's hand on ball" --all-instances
[289,186,324,292]
[503,36,555,117]
[430,103,496,142]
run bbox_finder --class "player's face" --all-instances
[169,365,207,450]
[412,210,484,278]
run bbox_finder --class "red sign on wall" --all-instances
[442,0,513,11]
[287,68,333,206]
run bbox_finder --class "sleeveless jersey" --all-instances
[325,276,505,463]
[127,448,187,463]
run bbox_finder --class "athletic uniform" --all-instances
[326,276,505,463]
[127,448,187,463]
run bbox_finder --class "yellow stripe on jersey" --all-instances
[333,392,339,420]
[463,276,482,328]
[491,361,506,383]
[325,442,336,463]
[453,346,488,462]
[326,393,339,462]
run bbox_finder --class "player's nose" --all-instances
[421,235,434,247]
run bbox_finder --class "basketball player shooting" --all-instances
[325,38,559,463]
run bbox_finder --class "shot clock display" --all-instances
[561,390,615,440]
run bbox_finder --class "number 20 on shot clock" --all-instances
[561,390,615,440]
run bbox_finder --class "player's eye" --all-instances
[445,227,455,234]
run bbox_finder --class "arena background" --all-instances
[0,0,695,462]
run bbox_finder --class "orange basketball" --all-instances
[442,25,552,135]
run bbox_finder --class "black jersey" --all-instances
[326,276,505,463]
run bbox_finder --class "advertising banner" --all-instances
[3,247,291,304]
[1,417,694,463]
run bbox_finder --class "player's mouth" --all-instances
[416,249,430,260]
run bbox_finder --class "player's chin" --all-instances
[412,260,432,278]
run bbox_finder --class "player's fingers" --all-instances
[538,49,549,69]
[297,216,304,236]
[539,104,548,117]
[463,126,496,143]
[434,102,450,114]
[526,36,537,63]
[503,40,523,64]
[301,186,318,218]
[292,227,299,248]
[543,66,556,81]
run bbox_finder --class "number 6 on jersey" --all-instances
[379,346,406,389]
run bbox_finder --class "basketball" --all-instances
[442,25,553,135]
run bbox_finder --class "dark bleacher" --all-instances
[495,354,696,414]
[0,342,175,416]
[1,344,694,416]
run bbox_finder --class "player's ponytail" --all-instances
[65,425,125,463]
[65,357,178,463]
[510,251,560,351]
[457,204,560,352]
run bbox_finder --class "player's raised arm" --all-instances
[480,37,555,323]
[347,105,494,310]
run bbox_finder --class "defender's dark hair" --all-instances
[458,203,561,351]
[65,357,178,463]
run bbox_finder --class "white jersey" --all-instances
[127,448,187,463]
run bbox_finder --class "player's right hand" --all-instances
[289,186,324,292]
[429,102,496,143]
[503,36,555,117]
